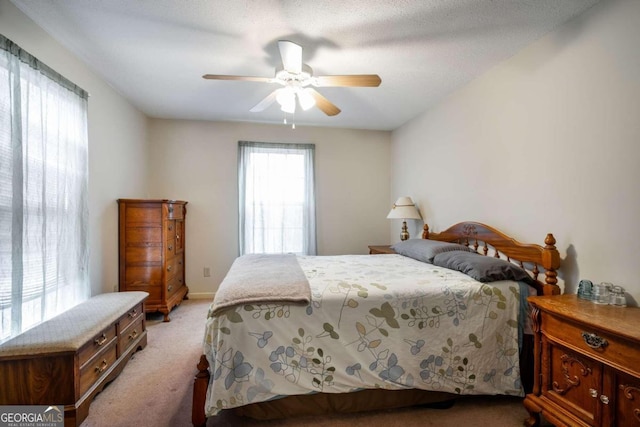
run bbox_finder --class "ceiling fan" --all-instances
[203,40,381,117]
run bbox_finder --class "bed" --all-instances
[192,221,561,426]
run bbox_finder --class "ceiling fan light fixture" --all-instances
[276,88,296,114]
[280,103,295,114]
[297,88,316,111]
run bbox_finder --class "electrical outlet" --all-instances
[204,267,211,277]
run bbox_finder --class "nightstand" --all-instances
[368,245,396,254]
[523,294,640,427]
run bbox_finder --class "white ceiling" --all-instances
[12,0,598,131]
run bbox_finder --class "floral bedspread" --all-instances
[203,254,527,416]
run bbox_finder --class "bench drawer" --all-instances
[119,316,144,356]
[79,343,117,397]
[78,324,117,368]
[119,302,144,332]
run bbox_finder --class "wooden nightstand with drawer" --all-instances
[368,245,396,254]
[523,294,640,427]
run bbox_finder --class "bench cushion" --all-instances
[0,291,148,357]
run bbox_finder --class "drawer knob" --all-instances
[589,388,598,398]
[128,329,138,340]
[581,332,608,349]
[167,265,172,272]
[168,285,173,292]
[95,359,108,374]
[94,333,107,346]
[600,394,610,404]
[168,245,173,251]
[128,309,138,318]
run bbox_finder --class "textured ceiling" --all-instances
[12,0,598,131]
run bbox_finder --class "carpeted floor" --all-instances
[81,299,550,427]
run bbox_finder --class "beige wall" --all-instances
[1,0,149,295]
[147,119,391,298]
[391,0,640,304]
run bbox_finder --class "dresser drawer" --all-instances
[79,343,117,396]
[119,315,144,356]
[177,260,184,286]
[78,324,117,368]
[125,226,162,243]
[124,205,162,225]
[167,276,181,298]
[164,203,183,219]
[124,266,162,287]
[542,313,640,377]
[126,244,162,263]
[164,220,176,241]
[164,221,176,259]
[166,257,177,279]
[164,240,176,259]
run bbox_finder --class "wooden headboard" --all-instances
[422,222,561,296]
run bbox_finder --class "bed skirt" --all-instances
[232,388,457,419]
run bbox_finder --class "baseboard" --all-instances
[187,292,216,300]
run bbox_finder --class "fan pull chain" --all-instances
[282,112,296,129]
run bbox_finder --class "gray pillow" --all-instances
[432,250,532,283]
[391,239,474,264]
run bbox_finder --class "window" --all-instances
[0,35,89,343]
[238,141,316,255]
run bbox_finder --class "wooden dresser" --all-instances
[524,294,640,427]
[118,199,188,321]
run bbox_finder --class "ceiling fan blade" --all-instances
[202,74,273,83]
[314,74,382,87]
[278,40,302,74]
[307,89,341,116]
[249,90,279,112]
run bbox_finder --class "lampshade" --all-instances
[386,196,421,220]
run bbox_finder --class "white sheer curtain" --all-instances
[0,35,89,344]
[238,141,316,256]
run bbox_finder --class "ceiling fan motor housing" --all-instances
[275,64,314,87]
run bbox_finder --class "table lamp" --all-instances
[386,196,422,241]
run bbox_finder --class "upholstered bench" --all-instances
[0,291,148,426]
